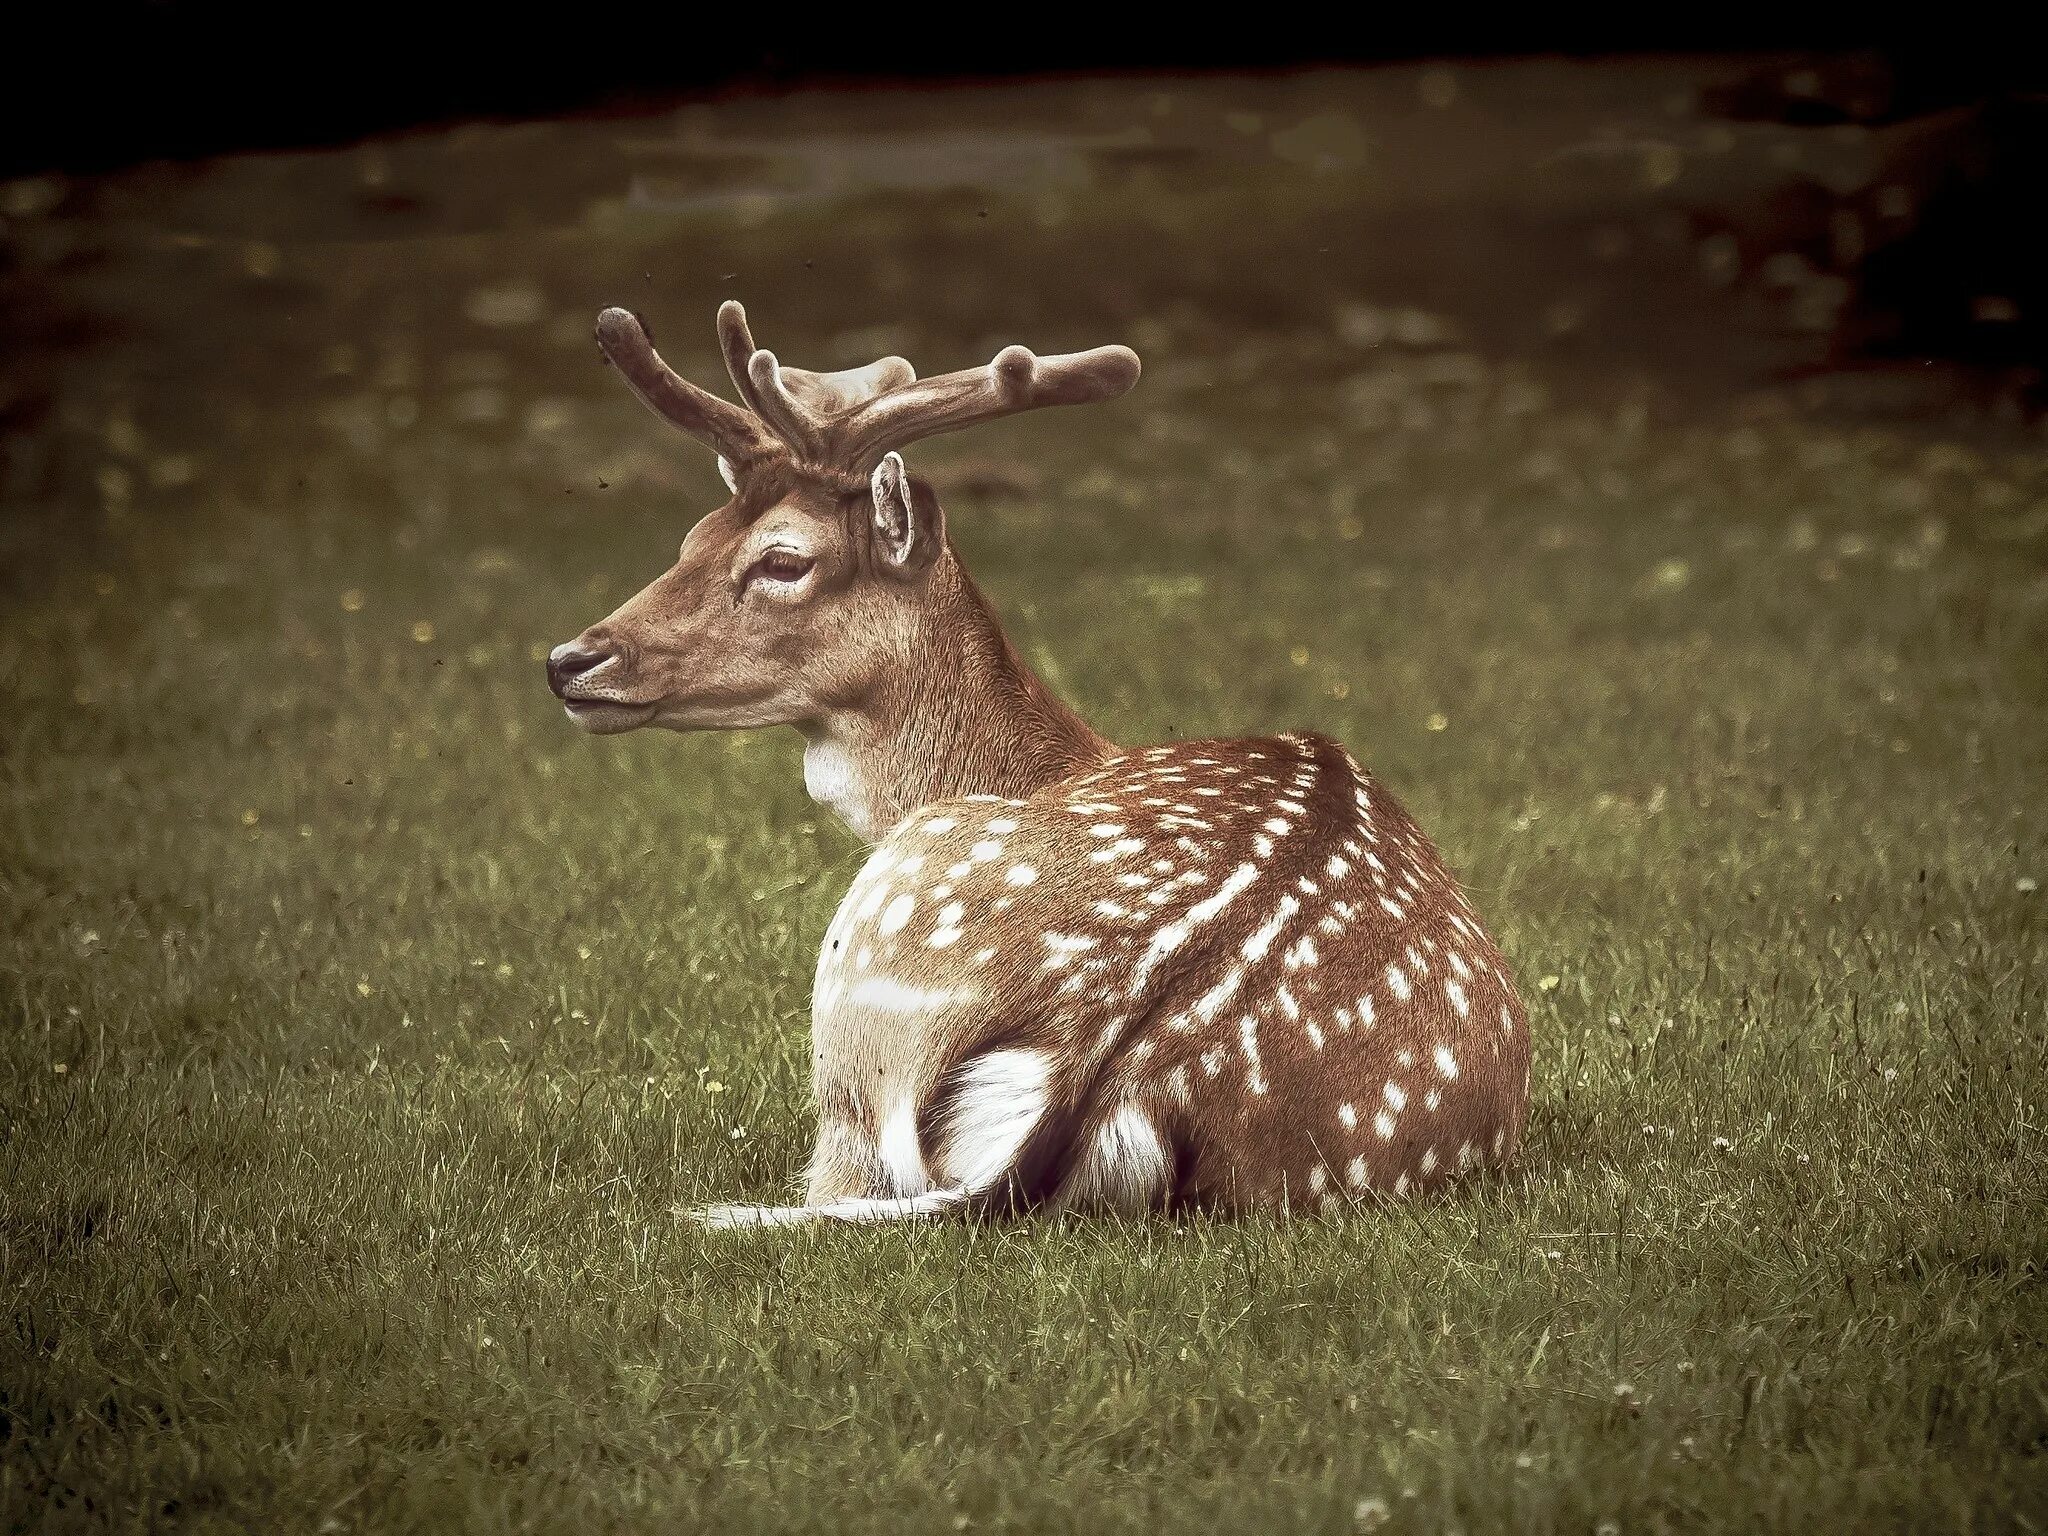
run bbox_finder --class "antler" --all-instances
[594,308,776,464]
[596,300,1140,476]
[834,342,1142,469]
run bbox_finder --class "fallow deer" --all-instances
[549,301,1530,1226]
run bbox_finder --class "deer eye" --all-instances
[745,548,815,587]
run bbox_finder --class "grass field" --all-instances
[4,62,2047,1532]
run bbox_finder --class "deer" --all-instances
[547,300,1531,1227]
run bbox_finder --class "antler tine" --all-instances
[837,342,1142,468]
[594,308,774,463]
[716,300,827,460]
[780,355,918,415]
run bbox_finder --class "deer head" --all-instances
[546,302,1141,742]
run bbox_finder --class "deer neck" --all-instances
[800,555,1114,842]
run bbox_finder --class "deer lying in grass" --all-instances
[549,301,1530,1225]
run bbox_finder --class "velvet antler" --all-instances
[594,308,775,465]
[833,341,1142,469]
[596,300,1140,475]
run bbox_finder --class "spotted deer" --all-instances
[548,301,1530,1226]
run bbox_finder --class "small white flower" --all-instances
[1882,1067,1897,1082]
[1712,1135,1733,1152]
[2018,876,2038,894]
[1353,1496,1391,1531]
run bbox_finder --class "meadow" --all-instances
[2,62,2045,1532]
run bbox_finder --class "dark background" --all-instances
[5,8,2042,174]
[5,12,2046,378]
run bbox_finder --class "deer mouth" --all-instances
[560,697,657,733]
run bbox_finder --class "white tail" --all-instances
[551,302,1530,1225]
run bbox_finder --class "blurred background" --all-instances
[5,20,2047,520]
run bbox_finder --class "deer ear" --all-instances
[870,451,943,574]
[717,456,739,494]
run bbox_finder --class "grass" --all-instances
[4,62,2048,1533]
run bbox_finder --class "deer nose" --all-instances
[547,641,612,698]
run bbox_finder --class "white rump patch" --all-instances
[1060,1102,1169,1214]
[937,1049,1052,1193]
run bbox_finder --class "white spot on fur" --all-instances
[1434,1044,1460,1079]
[1042,932,1097,968]
[1242,893,1301,962]
[1005,863,1038,886]
[1239,1015,1267,1094]
[1192,964,1246,1023]
[1129,860,1259,995]
[879,893,915,936]
[848,976,958,1012]
[1387,964,1411,1001]
[1282,935,1319,971]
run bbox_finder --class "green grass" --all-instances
[5,64,2048,1533]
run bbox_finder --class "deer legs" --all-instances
[692,1043,1082,1231]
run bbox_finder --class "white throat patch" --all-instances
[802,731,876,841]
